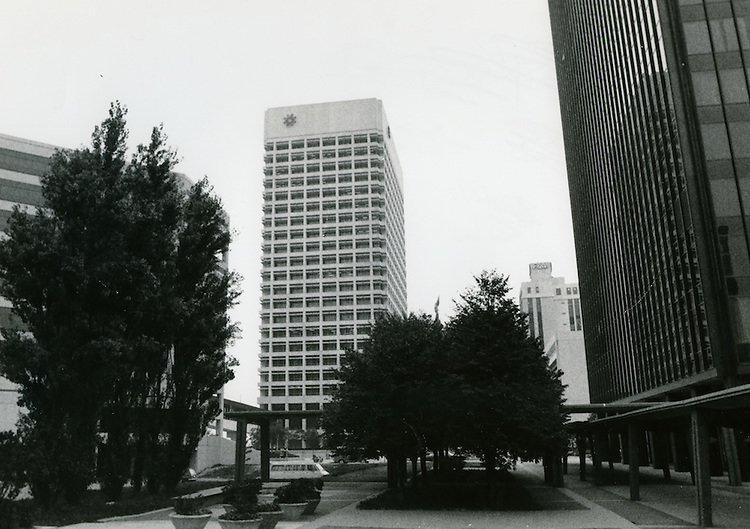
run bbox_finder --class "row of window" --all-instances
[261,309,385,325]
[262,294,386,309]
[266,160,381,176]
[260,325,371,338]
[263,172,384,187]
[261,370,338,382]
[260,385,338,397]
[263,279,381,292]
[263,210,383,225]
[264,184,385,200]
[263,338,354,350]
[263,218,387,232]
[263,278,387,295]
[264,133,383,151]
[264,252,386,267]
[264,247,386,261]
[264,145,383,163]
[264,233,385,248]
[260,355,340,367]
[262,198,386,215]
[525,285,580,296]
[262,271,387,289]
[258,402,321,412]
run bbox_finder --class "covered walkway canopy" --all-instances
[564,383,750,527]
[224,407,322,482]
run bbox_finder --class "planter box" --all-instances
[168,513,211,529]
[217,517,262,529]
[277,502,307,520]
[258,511,283,529]
[303,497,320,515]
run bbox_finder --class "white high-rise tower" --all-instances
[258,99,406,445]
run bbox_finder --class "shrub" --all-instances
[218,508,260,521]
[0,432,25,500]
[0,498,35,529]
[222,478,261,508]
[291,478,323,499]
[273,482,307,504]
[256,502,280,513]
[173,496,210,516]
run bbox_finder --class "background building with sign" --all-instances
[519,262,589,408]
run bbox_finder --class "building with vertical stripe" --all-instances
[519,262,589,406]
[549,0,750,406]
[258,99,406,446]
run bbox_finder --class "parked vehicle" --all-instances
[269,460,329,480]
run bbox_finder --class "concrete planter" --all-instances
[303,497,321,515]
[257,510,283,529]
[168,513,211,529]
[217,517,262,529]
[277,502,307,520]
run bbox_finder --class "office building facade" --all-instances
[519,262,589,406]
[259,100,406,439]
[0,134,56,431]
[548,0,750,404]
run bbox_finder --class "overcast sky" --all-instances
[1,0,578,404]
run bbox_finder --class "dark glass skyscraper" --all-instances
[549,0,750,403]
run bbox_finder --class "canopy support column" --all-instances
[691,409,712,527]
[234,419,247,482]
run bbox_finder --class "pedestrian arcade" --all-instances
[565,384,750,527]
[224,407,322,482]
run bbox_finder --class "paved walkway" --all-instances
[64,460,750,529]
[559,458,750,528]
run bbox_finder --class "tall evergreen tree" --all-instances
[443,270,566,471]
[0,103,239,505]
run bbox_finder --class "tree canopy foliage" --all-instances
[0,103,239,506]
[323,271,566,486]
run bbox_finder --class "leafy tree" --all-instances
[0,103,239,504]
[0,104,141,504]
[323,272,566,491]
[443,270,566,471]
[0,431,24,500]
[161,178,239,491]
[323,312,442,487]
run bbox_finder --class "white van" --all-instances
[269,460,330,480]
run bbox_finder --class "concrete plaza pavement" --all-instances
[64,460,750,529]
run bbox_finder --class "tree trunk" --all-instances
[386,448,398,488]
